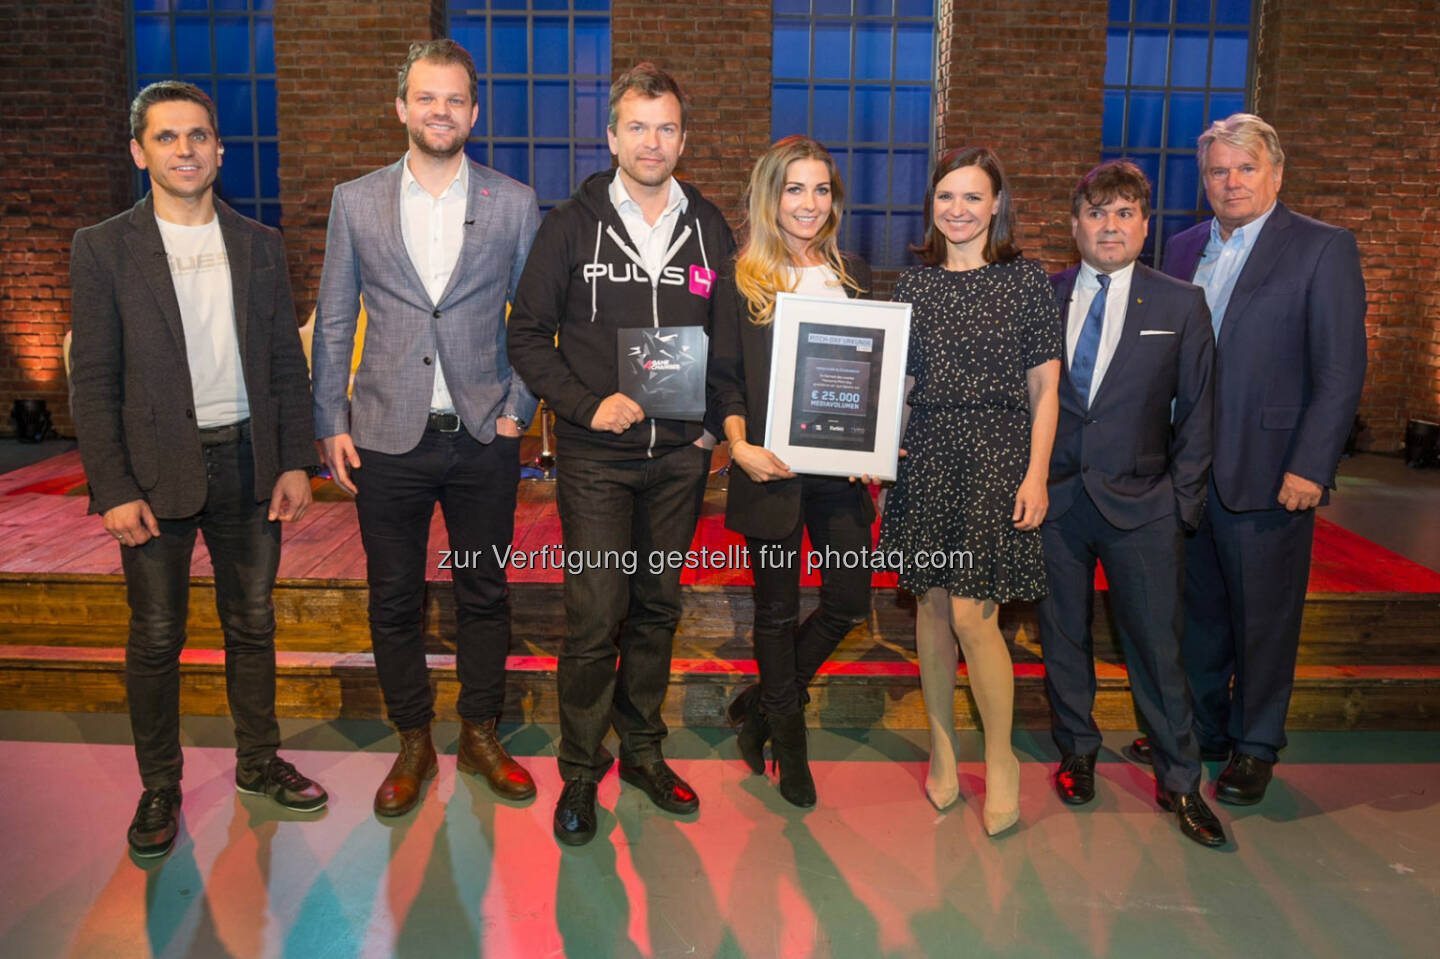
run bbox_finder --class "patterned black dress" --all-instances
[878,257,1062,601]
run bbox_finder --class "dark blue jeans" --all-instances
[554,444,709,782]
[745,476,873,716]
[354,429,519,730]
[122,429,282,790]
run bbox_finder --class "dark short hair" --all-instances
[1071,159,1152,219]
[608,61,690,132]
[130,81,219,143]
[912,146,1020,267]
[397,39,478,104]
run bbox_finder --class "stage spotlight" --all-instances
[1403,418,1439,469]
[9,399,55,444]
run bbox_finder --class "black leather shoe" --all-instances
[1125,737,1231,765]
[1054,752,1097,806]
[1157,787,1228,848]
[728,684,769,775]
[619,759,700,814]
[1214,753,1274,806]
[128,785,182,858]
[553,780,599,846]
[236,756,328,811]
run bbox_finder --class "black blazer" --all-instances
[1162,203,1367,512]
[1048,263,1215,531]
[68,195,318,518]
[708,254,877,539]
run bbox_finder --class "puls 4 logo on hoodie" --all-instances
[582,261,716,299]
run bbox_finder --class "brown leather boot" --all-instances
[457,718,537,800]
[374,725,438,817]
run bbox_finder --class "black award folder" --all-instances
[616,325,709,421]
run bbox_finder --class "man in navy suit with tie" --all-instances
[1037,160,1224,847]
[1128,114,1367,805]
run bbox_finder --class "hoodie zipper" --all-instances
[605,220,697,458]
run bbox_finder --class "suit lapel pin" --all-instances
[481,188,490,196]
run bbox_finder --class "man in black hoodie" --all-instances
[509,63,735,846]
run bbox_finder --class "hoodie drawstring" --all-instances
[695,215,709,272]
[589,220,602,323]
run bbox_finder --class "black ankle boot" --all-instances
[728,684,769,775]
[769,710,816,808]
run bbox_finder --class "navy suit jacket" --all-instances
[1048,263,1215,531]
[1162,202,1367,512]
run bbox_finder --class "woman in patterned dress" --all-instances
[878,147,1061,835]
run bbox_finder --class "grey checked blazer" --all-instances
[313,158,541,453]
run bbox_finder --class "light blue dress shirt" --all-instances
[1192,202,1278,339]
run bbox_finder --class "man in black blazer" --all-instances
[69,82,326,859]
[1128,114,1367,805]
[1037,160,1224,847]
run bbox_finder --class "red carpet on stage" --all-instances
[4,452,1439,594]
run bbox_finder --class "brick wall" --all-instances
[937,1,1110,276]
[1255,0,1440,451]
[0,0,131,436]
[5,1,1436,448]
[610,0,773,237]
[274,0,445,321]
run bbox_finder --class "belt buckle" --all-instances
[432,412,461,433]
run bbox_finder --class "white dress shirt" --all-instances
[1193,201,1277,338]
[1066,259,1135,405]
[609,174,688,278]
[400,153,468,413]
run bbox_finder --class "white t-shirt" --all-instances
[788,263,846,299]
[155,215,249,428]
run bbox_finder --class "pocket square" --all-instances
[1139,330,1175,336]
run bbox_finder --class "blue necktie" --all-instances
[1070,273,1109,406]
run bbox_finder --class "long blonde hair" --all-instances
[735,136,864,325]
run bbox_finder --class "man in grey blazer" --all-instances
[313,40,541,817]
[70,81,327,859]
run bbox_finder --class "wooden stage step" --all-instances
[2,643,1436,731]
[1,572,1437,729]
[4,574,1438,662]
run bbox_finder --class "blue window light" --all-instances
[132,0,281,228]
[450,0,612,212]
[1104,0,1253,266]
[772,0,936,269]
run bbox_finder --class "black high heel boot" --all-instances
[769,710,816,808]
[728,684,769,775]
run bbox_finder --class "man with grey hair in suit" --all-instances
[70,80,327,859]
[314,39,541,817]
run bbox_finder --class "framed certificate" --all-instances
[762,293,911,481]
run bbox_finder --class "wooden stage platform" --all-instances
[2,449,1437,730]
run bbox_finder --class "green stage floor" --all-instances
[3,713,1437,959]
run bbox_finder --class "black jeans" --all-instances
[554,444,709,782]
[122,428,281,790]
[745,476,873,716]
[354,429,519,730]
